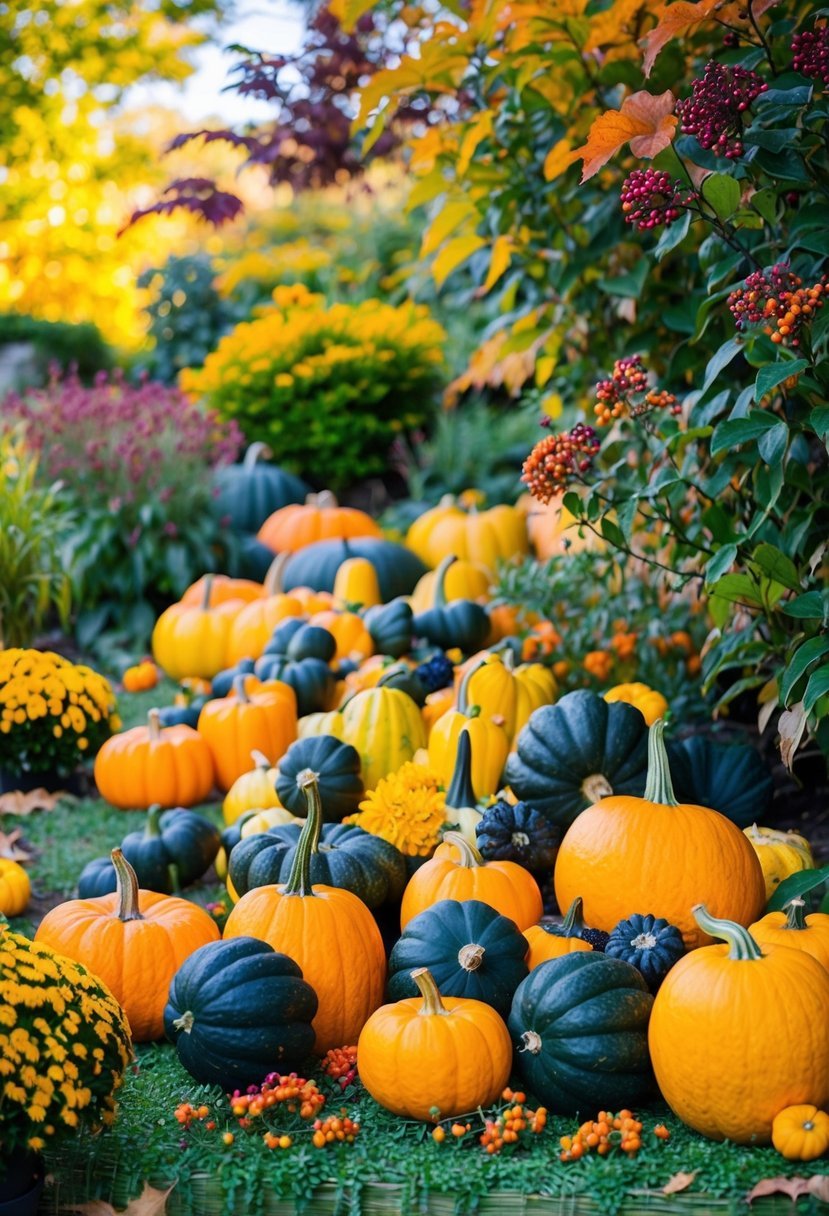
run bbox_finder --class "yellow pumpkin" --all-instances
[225,556,306,665]
[410,560,492,613]
[513,663,557,743]
[407,496,529,575]
[0,859,30,917]
[240,806,299,837]
[603,682,668,727]
[455,651,556,743]
[152,575,245,681]
[222,750,282,826]
[333,557,382,609]
[744,823,815,902]
[301,687,427,789]
[428,665,509,798]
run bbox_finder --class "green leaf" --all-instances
[749,187,777,224]
[710,411,778,455]
[702,337,743,394]
[803,664,829,714]
[780,636,829,705]
[653,210,691,261]
[701,173,741,220]
[766,865,829,913]
[751,543,801,592]
[809,406,829,441]
[600,517,625,549]
[597,259,648,299]
[709,573,762,606]
[754,359,809,400]
[757,420,789,465]
[562,491,583,518]
[704,543,738,585]
[783,591,825,619]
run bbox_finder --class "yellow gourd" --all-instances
[744,823,815,902]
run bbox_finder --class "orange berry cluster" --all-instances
[522,424,600,504]
[262,1132,294,1150]
[320,1045,358,1089]
[594,356,679,426]
[229,1074,325,1127]
[430,1089,548,1155]
[560,1110,669,1161]
[311,1114,359,1147]
[174,1102,214,1129]
[728,265,826,347]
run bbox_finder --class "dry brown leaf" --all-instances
[663,1171,698,1195]
[806,1175,829,1202]
[574,90,677,181]
[0,828,32,862]
[0,788,65,816]
[60,1182,174,1216]
[779,701,808,771]
[747,1175,817,1203]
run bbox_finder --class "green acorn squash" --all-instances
[412,556,490,654]
[276,735,364,821]
[283,538,428,601]
[164,937,317,1089]
[504,690,649,829]
[387,898,528,1017]
[364,599,414,659]
[121,806,221,892]
[508,951,654,1115]
[213,443,309,534]
[605,913,685,992]
[666,735,774,828]
[476,800,560,874]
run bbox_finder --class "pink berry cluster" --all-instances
[728,264,826,346]
[593,355,680,426]
[521,424,600,504]
[792,25,829,88]
[677,62,768,159]
[620,169,695,231]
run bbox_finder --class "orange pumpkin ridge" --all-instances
[750,897,829,971]
[94,708,215,809]
[197,674,297,792]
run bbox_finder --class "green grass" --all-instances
[39,1044,829,1216]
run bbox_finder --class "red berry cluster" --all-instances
[559,1110,660,1161]
[312,1114,360,1147]
[522,424,600,503]
[792,25,829,88]
[677,62,768,158]
[320,1045,358,1090]
[229,1073,326,1126]
[620,169,695,231]
[728,264,826,346]
[594,356,680,425]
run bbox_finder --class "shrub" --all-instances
[182,284,446,489]
[0,314,112,382]
[2,371,242,648]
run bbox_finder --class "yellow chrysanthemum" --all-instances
[347,762,446,858]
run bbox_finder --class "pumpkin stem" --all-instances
[411,967,450,1016]
[111,849,144,922]
[147,708,162,743]
[173,1010,195,1034]
[443,830,485,868]
[503,649,515,673]
[457,944,485,972]
[232,674,251,703]
[643,719,679,807]
[145,805,162,839]
[446,730,476,813]
[581,773,613,803]
[692,904,764,960]
[519,1030,542,1055]
[282,769,322,897]
[243,441,272,470]
[250,749,271,771]
[560,896,587,939]
[784,898,807,930]
[432,555,457,611]
[308,490,338,509]
[264,553,290,596]
[457,661,486,716]
[199,573,215,612]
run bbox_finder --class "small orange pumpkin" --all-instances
[400,831,542,931]
[309,610,374,663]
[94,708,215,809]
[35,849,219,1040]
[524,897,593,970]
[181,573,264,606]
[122,659,159,693]
[0,859,30,917]
[357,966,512,1121]
[225,556,306,665]
[750,898,829,971]
[258,491,381,553]
[197,676,297,792]
[772,1104,829,1161]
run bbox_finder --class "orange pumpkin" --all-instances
[554,720,766,949]
[258,491,381,553]
[400,831,542,931]
[225,556,306,665]
[772,1105,829,1161]
[524,898,593,970]
[223,769,386,1052]
[122,659,159,693]
[35,849,219,1040]
[94,708,215,809]
[152,575,245,681]
[181,573,264,606]
[749,898,829,971]
[197,676,297,792]
[309,610,374,662]
[357,967,512,1121]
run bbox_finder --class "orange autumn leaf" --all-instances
[543,137,580,181]
[639,0,780,76]
[574,90,677,181]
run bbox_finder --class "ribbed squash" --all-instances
[276,734,364,820]
[406,497,529,575]
[749,898,829,971]
[301,687,426,789]
[223,750,283,826]
[197,675,297,792]
[428,665,509,799]
[94,709,215,810]
[744,823,815,901]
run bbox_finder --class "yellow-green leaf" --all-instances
[432,234,486,288]
[421,200,478,257]
[480,235,513,294]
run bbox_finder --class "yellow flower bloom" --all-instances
[348,763,446,857]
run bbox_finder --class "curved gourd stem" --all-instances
[308,490,338,509]
[199,573,215,612]
[457,944,485,972]
[251,749,271,770]
[145,805,162,839]
[232,674,252,703]
[692,904,764,960]
[412,967,450,1015]
[147,708,162,743]
[282,769,322,897]
[243,441,271,469]
[432,555,458,610]
[643,720,679,807]
[503,649,515,673]
[559,896,586,938]
[443,830,485,868]
[112,848,144,922]
[264,553,290,596]
[446,729,476,812]
[784,898,807,930]
[456,661,486,717]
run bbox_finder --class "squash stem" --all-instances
[111,849,144,922]
[412,967,450,1015]
[264,553,289,597]
[282,769,322,897]
[432,555,457,611]
[443,830,484,868]
[446,729,477,813]
[457,944,485,972]
[692,904,764,960]
[145,805,162,839]
[232,674,251,703]
[784,898,807,930]
[560,896,586,938]
[147,708,162,743]
[250,749,271,771]
[457,661,486,717]
[643,720,679,807]
[243,441,271,470]
[199,573,215,612]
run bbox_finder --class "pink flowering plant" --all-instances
[2,371,242,647]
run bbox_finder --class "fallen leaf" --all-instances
[807,1176,829,1202]
[747,1175,824,1203]
[778,701,808,771]
[574,90,677,181]
[0,828,32,862]
[0,788,66,816]
[60,1182,174,1216]
[663,1171,697,1195]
